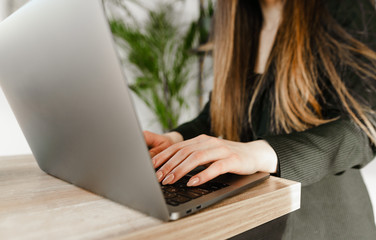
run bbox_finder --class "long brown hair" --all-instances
[210,0,376,143]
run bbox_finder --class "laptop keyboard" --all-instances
[161,176,229,206]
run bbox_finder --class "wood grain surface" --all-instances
[0,155,300,240]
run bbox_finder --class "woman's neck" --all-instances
[259,0,283,31]
[254,0,284,74]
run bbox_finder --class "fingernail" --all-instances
[162,174,174,185]
[156,171,163,182]
[187,177,199,187]
[152,158,156,166]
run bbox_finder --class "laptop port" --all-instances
[186,209,192,214]
[196,205,201,209]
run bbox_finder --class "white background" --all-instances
[0,0,375,224]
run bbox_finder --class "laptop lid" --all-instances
[0,0,170,221]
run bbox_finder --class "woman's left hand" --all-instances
[152,134,278,187]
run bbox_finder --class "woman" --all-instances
[145,0,376,238]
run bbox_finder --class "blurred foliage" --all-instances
[107,0,199,131]
[198,0,214,45]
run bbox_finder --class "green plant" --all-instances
[108,2,198,131]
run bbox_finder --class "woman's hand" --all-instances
[143,131,184,158]
[153,134,278,187]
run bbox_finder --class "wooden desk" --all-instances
[0,155,300,240]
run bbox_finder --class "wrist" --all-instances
[249,140,278,173]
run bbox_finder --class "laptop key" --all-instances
[212,182,230,188]
[164,186,178,193]
[164,192,177,199]
[180,190,202,199]
[171,194,191,204]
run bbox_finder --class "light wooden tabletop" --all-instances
[0,155,300,240]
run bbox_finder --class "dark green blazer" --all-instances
[174,0,376,239]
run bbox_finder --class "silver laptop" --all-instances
[0,0,269,221]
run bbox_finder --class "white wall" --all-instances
[0,1,6,20]
[0,0,32,156]
[0,0,375,224]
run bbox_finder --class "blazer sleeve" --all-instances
[263,119,375,187]
[172,100,212,140]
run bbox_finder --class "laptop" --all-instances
[0,0,269,221]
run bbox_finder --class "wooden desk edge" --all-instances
[0,155,301,240]
[116,178,301,240]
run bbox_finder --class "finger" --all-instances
[143,131,160,148]
[186,159,236,187]
[149,143,170,159]
[161,145,232,185]
[153,134,210,168]
[157,145,197,182]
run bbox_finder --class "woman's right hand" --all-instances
[143,131,184,159]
